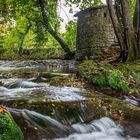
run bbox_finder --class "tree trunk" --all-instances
[48,27,73,54]
[134,0,140,56]
[18,23,32,56]
[106,0,127,61]
[121,0,138,60]
[38,0,74,59]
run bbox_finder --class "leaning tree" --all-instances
[0,0,74,58]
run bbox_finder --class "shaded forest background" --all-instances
[0,0,139,61]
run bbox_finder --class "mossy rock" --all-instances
[84,92,140,124]
[0,112,24,140]
[48,75,85,88]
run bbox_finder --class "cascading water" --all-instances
[0,79,86,101]
[8,109,138,140]
[0,60,139,140]
[57,117,133,140]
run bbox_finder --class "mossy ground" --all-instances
[78,60,140,94]
[0,112,24,140]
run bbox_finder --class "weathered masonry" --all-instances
[75,5,119,60]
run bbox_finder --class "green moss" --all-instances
[0,112,24,140]
[78,60,139,93]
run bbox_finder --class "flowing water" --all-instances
[0,78,86,102]
[0,60,139,140]
[8,108,138,140]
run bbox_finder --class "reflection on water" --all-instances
[0,60,77,72]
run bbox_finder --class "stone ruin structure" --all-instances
[75,5,119,60]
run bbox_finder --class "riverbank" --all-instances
[77,60,140,97]
[46,66,140,138]
[0,48,65,60]
[47,60,140,137]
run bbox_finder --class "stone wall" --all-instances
[75,6,119,60]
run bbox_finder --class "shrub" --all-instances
[78,61,110,87]
[108,70,129,92]
[90,73,107,87]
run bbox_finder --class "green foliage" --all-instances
[108,70,129,92]
[90,73,107,87]
[2,27,19,49]
[78,60,110,78]
[78,61,110,87]
[115,62,140,89]
[33,22,47,47]
[0,0,68,57]
[0,112,24,140]
[64,20,77,51]
[97,73,107,87]
[129,0,136,16]
[0,47,64,60]
[78,60,140,93]
[31,47,64,59]
[0,0,137,58]
[0,48,6,54]
[65,0,103,10]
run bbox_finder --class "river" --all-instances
[0,60,139,140]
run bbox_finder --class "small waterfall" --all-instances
[8,108,137,140]
[8,108,74,139]
[55,117,137,140]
